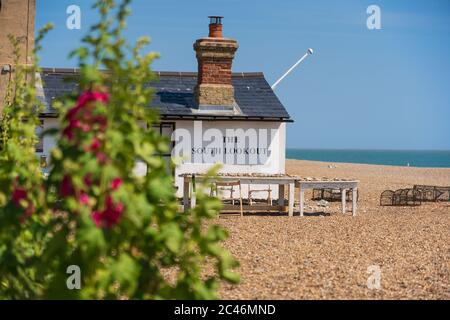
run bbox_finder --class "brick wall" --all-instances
[193,37,238,107]
[198,60,232,85]
[0,0,35,112]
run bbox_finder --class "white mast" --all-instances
[271,48,314,90]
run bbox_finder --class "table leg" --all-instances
[352,188,357,216]
[288,182,295,217]
[190,176,197,209]
[191,190,196,209]
[183,178,190,213]
[341,189,346,214]
[278,184,285,206]
[299,185,304,217]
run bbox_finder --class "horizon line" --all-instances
[286,148,450,152]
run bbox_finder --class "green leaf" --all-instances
[160,223,183,254]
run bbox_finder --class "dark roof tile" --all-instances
[38,69,291,121]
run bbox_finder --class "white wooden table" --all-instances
[182,174,297,216]
[295,180,359,217]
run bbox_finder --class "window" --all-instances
[152,122,175,157]
[35,120,44,153]
[151,122,175,175]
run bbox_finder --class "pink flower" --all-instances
[79,193,90,205]
[60,175,74,197]
[111,178,123,190]
[64,91,109,141]
[77,91,109,108]
[91,196,124,228]
[81,123,92,133]
[96,152,107,164]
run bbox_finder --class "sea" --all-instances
[286,149,450,168]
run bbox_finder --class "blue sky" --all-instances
[36,0,450,150]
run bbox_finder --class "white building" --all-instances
[37,17,293,198]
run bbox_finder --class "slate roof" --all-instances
[38,68,292,122]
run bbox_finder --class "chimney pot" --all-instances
[208,16,223,38]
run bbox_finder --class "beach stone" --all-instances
[204,159,450,300]
[317,200,329,207]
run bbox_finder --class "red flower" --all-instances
[93,115,107,132]
[77,91,109,108]
[20,206,35,223]
[79,193,90,205]
[90,137,102,152]
[66,104,82,121]
[63,119,82,141]
[96,152,107,164]
[84,173,93,187]
[91,196,124,228]
[11,187,35,223]
[111,178,123,190]
[63,91,109,141]
[61,175,74,197]
[81,122,92,133]
[12,188,27,207]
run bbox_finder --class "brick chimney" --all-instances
[194,16,239,109]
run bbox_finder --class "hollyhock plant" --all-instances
[90,137,102,152]
[111,178,122,190]
[0,24,54,299]
[84,174,93,187]
[1,0,238,300]
[59,90,111,210]
[95,152,108,164]
[11,186,35,223]
[79,193,90,205]
[77,91,109,108]
[60,175,74,197]
[91,196,124,228]
[62,91,109,143]
[62,119,81,140]
[11,187,28,207]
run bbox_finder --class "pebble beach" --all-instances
[216,160,450,299]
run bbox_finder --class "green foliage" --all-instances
[0,24,53,299]
[0,0,238,300]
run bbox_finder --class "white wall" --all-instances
[37,118,59,173]
[39,118,287,198]
[172,120,286,198]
